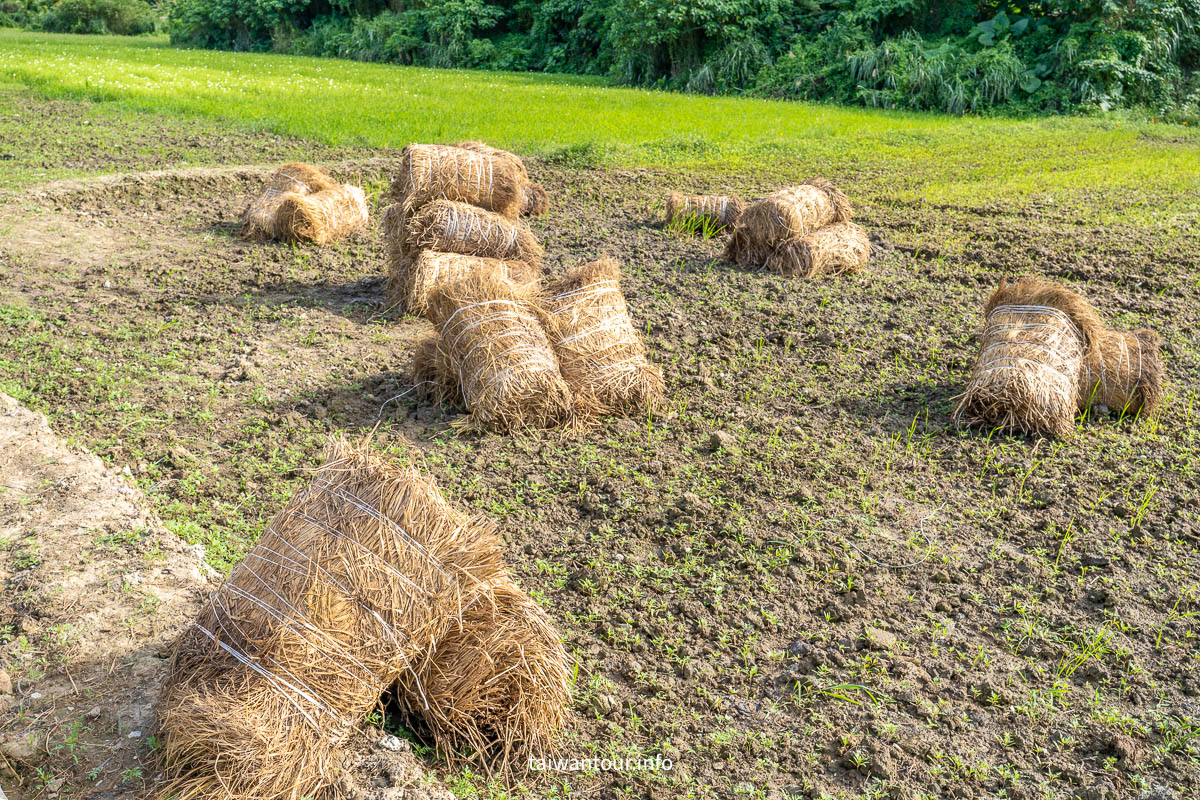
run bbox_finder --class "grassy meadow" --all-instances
[2,30,1200,228]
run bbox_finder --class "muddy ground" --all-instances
[1,94,1199,800]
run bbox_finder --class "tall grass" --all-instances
[1,30,1198,222]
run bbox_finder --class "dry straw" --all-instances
[405,199,545,268]
[157,439,567,798]
[522,184,551,216]
[456,141,529,180]
[664,192,745,229]
[1081,327,1164,416]
[381,202,408,309]
[725,179,852,268]
[240,162,340,240]
[455,140,549,216]
[274,185,370,245]
[955,278,1103,438]
[396,577,569,767]
[545,256,665,415]
[766,222,871,278]
[400,251,540,318]
[392,144,527,219]
[421,271,573,432]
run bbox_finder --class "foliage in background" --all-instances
[6,0,1199,118]
[1,0,158,33]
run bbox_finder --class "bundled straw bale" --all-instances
[522,183,550,216]
[544,256,664,415]
[157,439,508,799]
[393,144,527,219]
[456,141,528,180]
[1082,328,1164,416]
[423,272,573,431]
[406,199,545,268]
[724,179,852,268]
[274,185,370,246]
[240,162,340,240]
[396,577,569,765]
[766,222,871,278]
[381,203,408,309]
[399,251,540,318]
[664,192,745,230]
[954,278,1102,438]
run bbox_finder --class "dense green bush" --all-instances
[39,0,158,33]
[163,0,1200,118]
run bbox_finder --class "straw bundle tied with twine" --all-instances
[954,277,1164,437]
[455,140,550,216]
[240,162,340,240]
[157,438,568,799]
[766,222,871,278]
[392,144,528,219]
[274,185,370,246]
[398,251,541,318]
[664,192,745,230]
[725,179,852,268]
[545,256,665,415]
[416,272,574,432]
[405,199,545,268]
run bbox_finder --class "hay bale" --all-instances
[240,162,341,240]
[396,577,569,766]
[1082,327,1164,416]
[544,256,665,415]
[456,141,528,180]
[392,144,527,219]
[954,278,1105,438]
[381,203,408,309]
[399,251,540,318]
[406,199,545,268]
[274,185,370,246]
[664,192,745,230]
[424,272,573,432]
[522,183,550,217]
[766,222,871,278]
[724,179,852,268]
[157,438,509,799]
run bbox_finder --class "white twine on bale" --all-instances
[439,299,559,408]
[549,280,644,379]
[415,147,496,204]
[974,304,1085,402]
[187,479,461,729]
[437,203,521,254]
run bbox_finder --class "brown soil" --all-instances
[1,104,1199,800]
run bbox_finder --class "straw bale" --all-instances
[522,183,550,216]
[1082,327,1164,416]
[157,439,506,799]
[724,179,852,268]
[405,199,544,268]
[455,141,528,180]
[424,272,573,431]
[240,162,341,240]
[398,251,540,318]
[392,144,526,219]
[766,222,870,278]
[664,192,745,229]
[274,185,370,246]
[544,256,664,415]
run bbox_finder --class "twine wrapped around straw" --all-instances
[1081,328,1164,416]
[392,144,527,219]
[240,163,341,240]
[396,577,569,767]
[406,199,545,268]
[421,272,573,432]
[725,179,852,268]
[766,222,871,278]
[664,192,745,229]
[454,141,549,216]
[397,251,540,318]
[274,185,370,246]
[544,256,664,415]
[157,438,508,799]
[456,141,529,180]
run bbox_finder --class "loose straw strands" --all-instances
[544,256,664,416]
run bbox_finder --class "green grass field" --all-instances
[2,30,1199,226]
